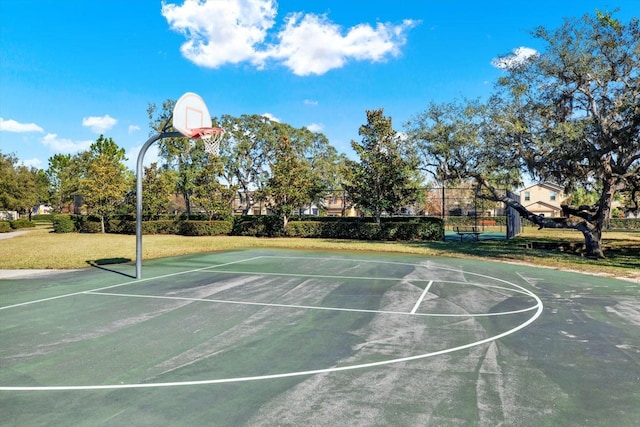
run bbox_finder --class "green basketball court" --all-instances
[1,249,638,426]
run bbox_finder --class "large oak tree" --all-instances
[407,11,639,258]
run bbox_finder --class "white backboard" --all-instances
[173,92,211,137]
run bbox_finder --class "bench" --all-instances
[454,226,482,241]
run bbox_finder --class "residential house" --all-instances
[520,183,567,217]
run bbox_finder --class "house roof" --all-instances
[521,182,565,193]
[525,201,563,211]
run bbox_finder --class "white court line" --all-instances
[203,270,535,297]
[0,256,265,311]
[199,269,431,283]
[0,296,543,391]
[0,255,545,391]
[411,280,433,314]
[84,290,539,317]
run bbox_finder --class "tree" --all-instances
[46,153,79,213]
[217,114,282,215]
[191,157,236,221]
[262,136,316,228]
[345,109,422,223]
[407,11,639,258]
[0,152,49,217]
[140,163,176,219]
[79,136,132,232]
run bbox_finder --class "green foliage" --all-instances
[406,11,640,258]
[232,215,286,237]
[608,218,640,230]
[31,214,54,223]
[346,109,422,223]
[0,151,50,214]
[0,221,11,233]
[179,220,233,236]
[52,215,76,233]
[234,216,444,240]
[46,153,78,213]
[191,158,236,221]
[79,136,132,232]
[140,163,176,220]
[262,135,319,228]
[9,219,36,229]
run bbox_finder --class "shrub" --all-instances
[286,221,324,237]
[9,219,36,229]
[179,220,233,236]
[232,216,285,237]
[0,221,11,233]
[52,215,76,233]
[285,217,444,241]
[32,214,54,223]
[81,220,103,233]
[609,218,640,230]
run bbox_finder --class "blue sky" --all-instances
[1,0,636,172]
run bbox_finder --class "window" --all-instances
[524,192,530,201]
[550,191,557,201]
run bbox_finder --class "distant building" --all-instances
[520,183,568,217]
[32,205,53,215]
[0,210,19,221]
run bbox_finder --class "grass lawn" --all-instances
[1,225,638,281]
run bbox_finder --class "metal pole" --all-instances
[136,131,183,279]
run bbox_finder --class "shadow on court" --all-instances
[86,258,135,279]
[1,249,638,426]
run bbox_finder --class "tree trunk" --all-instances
[581,227,604,258]
[184,193,191,216]
[100,215,106,233]
[475,177,609,258]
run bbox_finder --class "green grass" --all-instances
[1,225,638,281]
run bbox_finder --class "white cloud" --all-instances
[162,0,418,75]
[305,123,323,132]
[304,99,318,106]
[41,133,93,154]
[82,115,118,133]
[271,14,417,75]
[0,118,44,133]
[162,0,277,68]
[128,125,141,134]
[262,112,280,122]
[491,47,538,69]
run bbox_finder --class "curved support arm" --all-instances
[136,131,183,279]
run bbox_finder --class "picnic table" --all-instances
[454,226,482,241]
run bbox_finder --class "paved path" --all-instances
[0,230,32,240]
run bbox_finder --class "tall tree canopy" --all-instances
[79,136,132,232]
[0,152,49,216]
[407,11,639,257]
[346,109,421,223]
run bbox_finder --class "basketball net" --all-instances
[190,127,225,156]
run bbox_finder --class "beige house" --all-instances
[520,183,568,217]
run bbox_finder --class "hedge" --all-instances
[609,218,640,230]
[31,214,54,223]
[0,221,11,233]
[232,215,286,237]
[179,220,233,236]
[233,216,444,240]
[9,219,36,229]
[52,215,75,233]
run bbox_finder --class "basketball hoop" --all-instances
[190,127,225,156]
